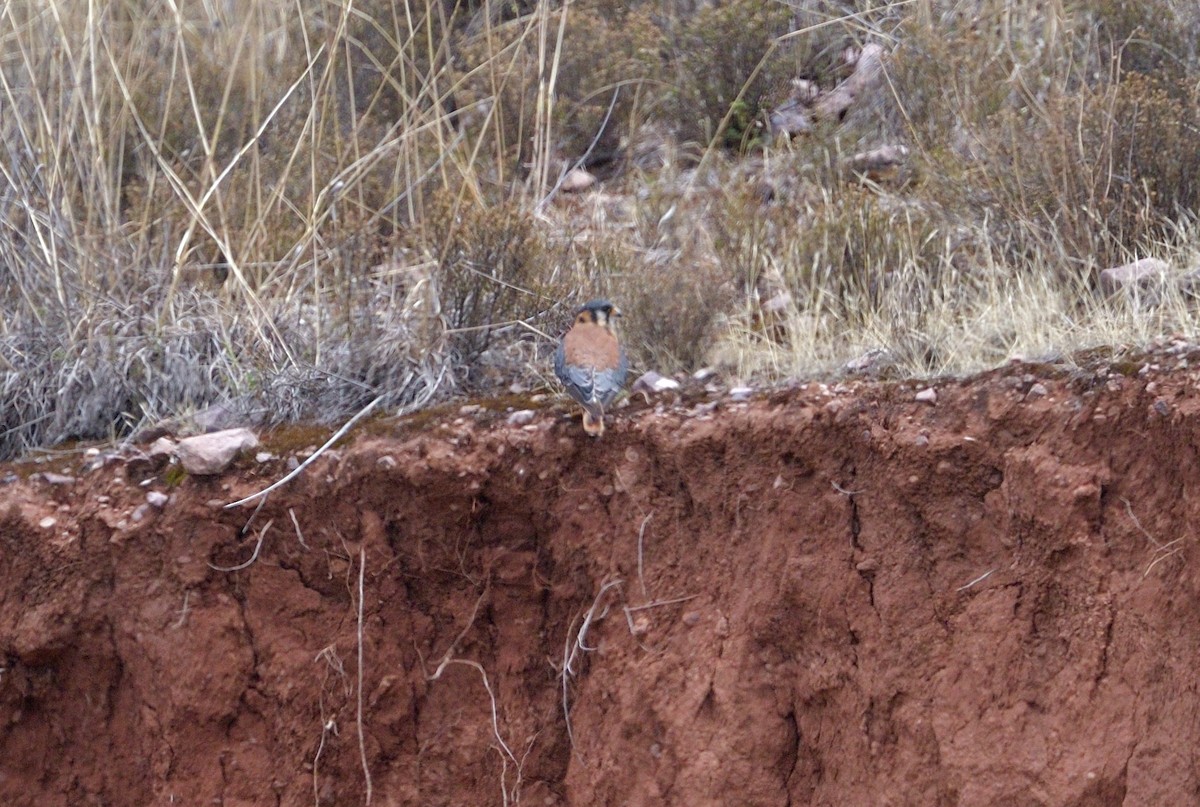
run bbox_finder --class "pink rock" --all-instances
[175,428,259,475]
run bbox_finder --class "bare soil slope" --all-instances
[3,360,1200,806]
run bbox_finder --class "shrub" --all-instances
[968,71,1200,273]
[1087,0,1200,75]
[661,0,797,151]
[417,193,552,372]
[453,3,659,181]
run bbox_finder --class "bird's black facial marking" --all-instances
[575,299,620,328]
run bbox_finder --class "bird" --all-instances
[555,299,629,437]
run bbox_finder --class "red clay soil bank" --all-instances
[3,362,1200,806]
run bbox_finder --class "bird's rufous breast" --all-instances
[563,322,621,371]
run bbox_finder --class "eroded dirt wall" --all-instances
[3,367,1200,806]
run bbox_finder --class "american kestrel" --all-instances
[555,299,629,437]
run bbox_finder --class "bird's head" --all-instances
[574,299,622,328]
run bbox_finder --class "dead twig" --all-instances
[224,394,384,509]
[208,519,273,571]
[355,547,373,804]
[561,578,622,756]
[428,658,521,805]
[290,508,310,550]
[1144,538,1185,578]
[171,591,191,629]
[623,593,700,614]
[421,581,520,805]
[1125,498,1187,577]
[1123,497,1161,548]
[955,569,995,592]
[637,512,654,599]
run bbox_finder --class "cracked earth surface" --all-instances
[3,356,1200,805]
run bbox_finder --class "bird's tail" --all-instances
[581,402,605,437]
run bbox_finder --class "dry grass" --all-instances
[2,0,1200,457]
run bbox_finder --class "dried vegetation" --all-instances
[2,0,1200,456]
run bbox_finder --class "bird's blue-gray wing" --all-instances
[555,341,604,415]
[592,347,629,408]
